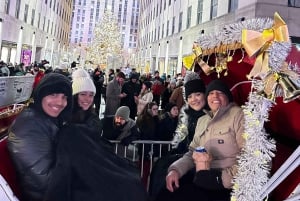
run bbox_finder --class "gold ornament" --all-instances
[242,132,249,140]
[214,52,228,78]
[182,54,196,70]
[242,12,289,79]
[263,63,300,102]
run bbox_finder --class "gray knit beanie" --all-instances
[115,106,130,121]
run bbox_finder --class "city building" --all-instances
[69,0,139,68]
[137,0,300,76]
[0,0,73,66]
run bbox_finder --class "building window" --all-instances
[178,12,182,32]
[160,2,162,13]
[229,0,238,12]
[5,0,10,14]
[211,0,218,19]
[158,26,160,39]
[197,0,203,24]
[51,22,54,34]
[24,4,29,23]
[38,13,41,28]
[15,0,21,18]
[43,16,46,30]
[186,6,192,29]
[53,0,56,11]
[31,9,35,25]
[47,19,50,32]
[172,16,175,34]
[288,0,300,7]
[166,20,169,36]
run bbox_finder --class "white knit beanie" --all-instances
[72,68,96,95]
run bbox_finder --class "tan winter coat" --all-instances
[168,103,245,189]
[169,86,185,111]
[136,91,153,115]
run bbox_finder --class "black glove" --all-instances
[193,169,225,190]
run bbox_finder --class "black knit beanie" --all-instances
[205,79,233,102]
[184,79,206,99]
[33,73,73,121]
[165,102,177,112]
[143,81,152,89]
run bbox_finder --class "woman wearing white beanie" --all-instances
[45,69,147,201]
[71,68,102,134]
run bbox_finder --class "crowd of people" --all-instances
[5,61,245,201]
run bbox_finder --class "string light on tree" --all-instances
[86,9,122,69]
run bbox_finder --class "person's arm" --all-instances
[191,107,245,189]
[166,150,194,192]
[167,150,194,179]
[169,87,179,104]
[120,124,140,146]
[171,106,189,148]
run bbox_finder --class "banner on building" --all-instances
[21,49,32,66]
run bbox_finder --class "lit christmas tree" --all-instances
[86,10,122,69]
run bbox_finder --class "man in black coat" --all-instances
[101,106,141,159]
[121,73,141,119]
[92,67,104,115]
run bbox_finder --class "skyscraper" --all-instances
[70,0,139,66]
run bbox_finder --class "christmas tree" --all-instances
[86,10,122,69]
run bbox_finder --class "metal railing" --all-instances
[109,140,173,190]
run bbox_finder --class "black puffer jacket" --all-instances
[7,107,60,201]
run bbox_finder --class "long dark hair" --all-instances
[136,102,158,127]
[71,94,96,123]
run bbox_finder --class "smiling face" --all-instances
[42,93,68,117]
[187,92,206,111]
[77,91,95,111]
[207,90,229,114]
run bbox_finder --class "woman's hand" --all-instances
[166,170,180,192]
[192,152,212,171]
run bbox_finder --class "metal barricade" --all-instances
[109,140,173,190]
